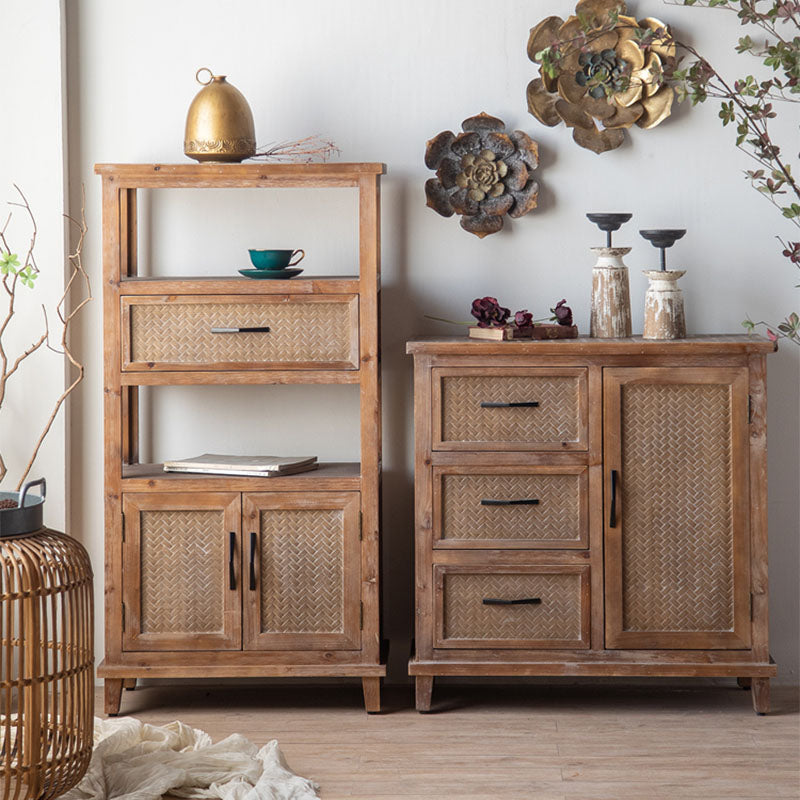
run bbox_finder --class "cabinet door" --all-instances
[242,492,361,651]
[122,492,242,651]
[604,368,751,649]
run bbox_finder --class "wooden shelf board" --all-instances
[119,369,361,386]
[95,162,386,189]
[98,659,386,679]
[121,462,361,491]
[116,276,362,295]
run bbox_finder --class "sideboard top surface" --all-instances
[406,335,777,356]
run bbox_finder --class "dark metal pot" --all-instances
[0,478,46,537]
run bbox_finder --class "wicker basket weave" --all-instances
[0,530,94,800]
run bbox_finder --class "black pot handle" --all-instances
[20,478,46,507]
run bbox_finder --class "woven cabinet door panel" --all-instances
[604,368,751,650]
[434,565,590,649]
[435,467,588,548]
[242,492,361,651]
[124,295,359,370]
[432,368,588,451]
[121,493,241,651]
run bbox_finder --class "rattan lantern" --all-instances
[0,529,94,799]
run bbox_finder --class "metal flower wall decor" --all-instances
[425,113,540,238]
[526,0,676,154]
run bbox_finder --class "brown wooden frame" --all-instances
[242,492,361,651]
[603,366,752,650]
[98,163,385,715]
[431,366,589,452]
[121,492,242,652]
[432,464,589,550]
[120,294,360,371]
[432,563,591,650]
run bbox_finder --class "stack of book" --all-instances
[162,453,318,477]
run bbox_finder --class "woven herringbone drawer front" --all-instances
[139,509,225,635]
[124,295,358,369]
[620,382,736,633]
[434,368,587,450]
[436,469,587,548]
[258,507,346,636]
[435,566,590,648]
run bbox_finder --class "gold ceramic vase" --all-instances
[184,68,256,163]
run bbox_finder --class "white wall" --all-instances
[0,0,68,528]
[65,0,799,682]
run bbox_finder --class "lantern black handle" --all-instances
[228,531,236,591]
[609,469,619,528]
[482,597,542,606]
[249,532,257,591]
[480,401,539,408]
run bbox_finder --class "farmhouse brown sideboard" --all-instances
[97,162,385,714]
[407,336,776,713]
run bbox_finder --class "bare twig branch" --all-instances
[15,187,90,490]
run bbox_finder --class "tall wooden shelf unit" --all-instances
[97,163,385,714]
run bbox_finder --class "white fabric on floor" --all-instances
[62,716,320,800]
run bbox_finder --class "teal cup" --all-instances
[248,248,305,270]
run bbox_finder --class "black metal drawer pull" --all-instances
[480,498,540,507]
[211,326,271,334]
[480,401,539,408]
[483,597,542,606]
[609,469,619,528]
[249,532,257,591]
[228,531,236,591]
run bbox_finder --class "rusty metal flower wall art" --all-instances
[425,113,540,238]
[526,0,676,154]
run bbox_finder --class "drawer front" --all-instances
[122,294,359,370]
[432,368,588,450]
[434,466,588,549]
[434,565,590,649]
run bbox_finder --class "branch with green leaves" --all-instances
[534,0,799,343]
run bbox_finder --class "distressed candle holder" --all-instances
[640,229,687,339]
[586,213,633,338]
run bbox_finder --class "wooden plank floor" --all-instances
[96,681,799,799]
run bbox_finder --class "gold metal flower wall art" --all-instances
[526,0,676,154]
[425,113,540,238]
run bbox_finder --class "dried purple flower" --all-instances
[514,310,534,328]
[551,299,573,326]
[471,296,511,328]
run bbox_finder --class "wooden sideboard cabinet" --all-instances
[97,163,385,714]
[407,336,777,714]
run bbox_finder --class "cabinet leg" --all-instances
[415,676,434,713]
[362,677,381,714]
[123,678,137,691]
[752,678,770,715]
[737,677,752,690]
[104,679,124,716]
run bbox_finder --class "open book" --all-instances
[163,453,318,477]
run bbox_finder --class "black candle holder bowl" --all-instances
[586,213,633,247]
[639,228,686,271]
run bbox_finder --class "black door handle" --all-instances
[480,401,540,408]
[228,531,236,591]
[609,469,619,528]
[249,531,257,591]
[480,498,540,506]
[482,597,542,606]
